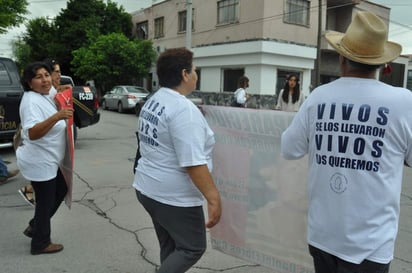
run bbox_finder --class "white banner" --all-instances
[203,105,314,273]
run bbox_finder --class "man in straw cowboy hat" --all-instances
[281,11,407,273]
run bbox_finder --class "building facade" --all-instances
[131,0,409,108]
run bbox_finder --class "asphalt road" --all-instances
[0,109,411,273]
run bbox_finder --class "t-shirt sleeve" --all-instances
[170,102,209,167]
[20,96,44,131]
[281,104,309,159]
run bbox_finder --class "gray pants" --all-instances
[136,190,206,273]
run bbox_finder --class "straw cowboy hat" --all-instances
[325,11,402,65]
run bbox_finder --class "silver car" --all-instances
[102,85,150,113]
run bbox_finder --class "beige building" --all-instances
[131,0,409,106]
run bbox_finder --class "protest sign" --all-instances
[203,106,313,273]
[55,88,74,208]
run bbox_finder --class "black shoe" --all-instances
[23,226,33,238]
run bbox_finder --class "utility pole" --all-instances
[315,0,322,88]
[186,0,193,49]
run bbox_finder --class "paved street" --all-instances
[0,109,411,273]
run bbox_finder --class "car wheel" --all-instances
[102,100,107,110]
[118,102,124,113]
[135,104,142,116]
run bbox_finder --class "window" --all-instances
[223,68,244,92]
[0,63,11,85]
[154,17,164,38]
[284,0,310,26]
[217,0,239,25]
[407,69,412,91]
[178,10,194,33]
[196,69,201,90]
[136,21,148,40]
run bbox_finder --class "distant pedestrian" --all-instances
[281,11,406,273]
[275,73,304,111]
[232,76,250,107]
[133,48,222,273]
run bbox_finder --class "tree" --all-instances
[12,37,31,70]
[53,0,132,76]
[0,0,28,34]
[23,17,56,61]
[71,33,156,95]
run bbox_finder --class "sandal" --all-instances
[18,185,35,207]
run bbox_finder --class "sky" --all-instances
[0,0,411,58]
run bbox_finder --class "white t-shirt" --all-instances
[133,87,215,207]
[17,91,66,181]
[234,88,247,105]
[275,89,304,112]
[281,77,412,264]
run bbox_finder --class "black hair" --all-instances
[42,58,59,72]
[22,62,52,91]
[237,76,249,88]
[346,58,381,72]
[156,48,193,88]
[281,74,300,104]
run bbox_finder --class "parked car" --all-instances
[102,85,150,113]
[0,57,24,148]
[134,91,203,116]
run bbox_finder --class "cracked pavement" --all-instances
[0,110,411,273]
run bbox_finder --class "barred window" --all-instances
[0,63,11,85]
[217,0,239,24]
[178,10,194,32]
[136,21,148,40]
[154,17,164,38]
[284,0,310,26]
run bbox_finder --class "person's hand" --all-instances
[57,108,74,120]
[206,198,222,228]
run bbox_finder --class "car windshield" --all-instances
[126,86,149,94]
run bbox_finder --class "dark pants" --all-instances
[30,169,67,251]
[135,190,206,273]
[309,245,390,273]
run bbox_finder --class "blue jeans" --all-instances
[135,190,206,273]
[309,245,390,273]
[0,156,8,177]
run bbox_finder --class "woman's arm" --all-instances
[186,164,222,228]
[275,89,284,110]
[28,108,74,140]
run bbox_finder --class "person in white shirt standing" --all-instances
[133,48,221,273]
[232,75,249,107]
[281,11,407,273]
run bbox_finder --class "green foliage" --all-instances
[53,0,133,75]
[72,33,157,92]
[24,17,56,61]
[0,0,28,34]
[12,37,31,71]
[11,0,150,91]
